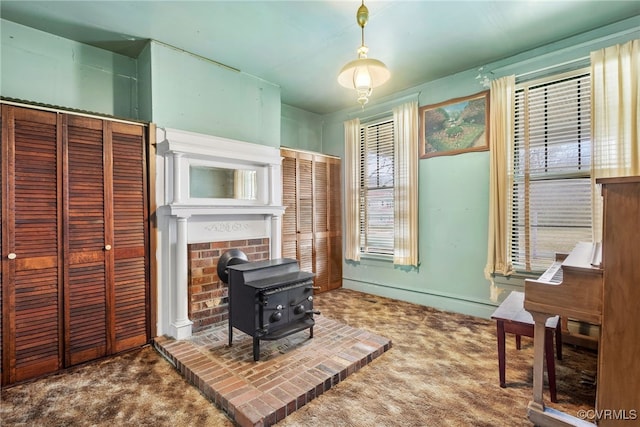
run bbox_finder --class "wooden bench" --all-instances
[491,291,562,403]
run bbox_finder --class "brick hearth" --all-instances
[154,315,391,427]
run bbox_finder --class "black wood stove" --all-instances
[218,249,319,361]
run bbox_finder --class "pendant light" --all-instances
[337,0,390,107]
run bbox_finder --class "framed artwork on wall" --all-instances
[419,90,490,159]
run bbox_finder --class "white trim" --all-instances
[154,127,284,340]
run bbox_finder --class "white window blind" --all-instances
[511,70,593,272]
[360,119,394,255]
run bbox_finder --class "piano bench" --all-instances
[491,291,562,403]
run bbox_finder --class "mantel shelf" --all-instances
[162,204,286,217]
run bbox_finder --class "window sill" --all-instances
[360,253,394,262]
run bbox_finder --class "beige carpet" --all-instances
[1,288,596,426]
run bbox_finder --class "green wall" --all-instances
[1,21,282,148]
[319,17,639,319]
[137,42,153,123]
[147,41,281,147]
[1,19,138,119]
[2,14,637,320]
[281,104,323,153]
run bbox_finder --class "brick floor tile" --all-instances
[154,315,390,427]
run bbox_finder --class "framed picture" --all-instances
[419,90,489,159]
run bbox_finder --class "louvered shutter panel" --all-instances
[328,159,342,290]
[328,159,342,234]
[281,148,342,292]
[297,154,314,272]
[65,115,108,365]
[313,157,329,291]
[111,122,149,351]
[281,151,298,260]
[298,156,313,235]
[1,106,63,383]
[314,159,328,232]
[512,71,593,272]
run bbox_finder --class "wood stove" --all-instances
[218,249,319,361]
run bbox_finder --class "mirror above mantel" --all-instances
[155,127,284,209]
[189,165,257,201]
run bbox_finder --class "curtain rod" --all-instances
[515,56,589,80]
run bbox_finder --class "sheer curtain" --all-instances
[344,118,361,261]
[590,39,639,241]
[393,101,419,266]
[484,75,516,279]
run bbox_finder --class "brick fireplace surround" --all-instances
[188,238,270,332]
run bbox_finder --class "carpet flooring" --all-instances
[0,288,597,426]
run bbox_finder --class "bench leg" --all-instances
[497,320,506,388]
[555,321,563,361]
[545,328,558,403]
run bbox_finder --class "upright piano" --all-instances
[524,176,640,427]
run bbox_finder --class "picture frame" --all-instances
[419,90,490,159]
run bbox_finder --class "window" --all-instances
[511,70,593,272]
[359,118,394,255]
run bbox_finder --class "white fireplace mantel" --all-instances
[155,127,285,340]
[161,204,286,217]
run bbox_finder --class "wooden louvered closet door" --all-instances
[327,159,342,291]
[110,122,149,352]
[64,117,149,363]
[1,105,149,386]
[280,148,342,293]
[64,115,109,365]
[297,153,314,274]
[313,156,329,292]
[281,152,298,261]
[1,106,63,384]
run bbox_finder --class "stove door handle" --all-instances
[290,295,313,307]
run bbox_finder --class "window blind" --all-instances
[360,119,395,255]
[511,70,593,272]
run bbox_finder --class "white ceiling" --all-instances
[1,1,638,114]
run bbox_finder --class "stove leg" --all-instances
[310,326,314,339]
[228,322,233,346]
[253,337,260,361]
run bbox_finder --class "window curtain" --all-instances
[484,75,516,279]
[590,39,639,241]
[344,118,361,261]
[392,101,419,266]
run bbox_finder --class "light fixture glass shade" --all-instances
[338,0,390,106]
[338,58,390,105]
